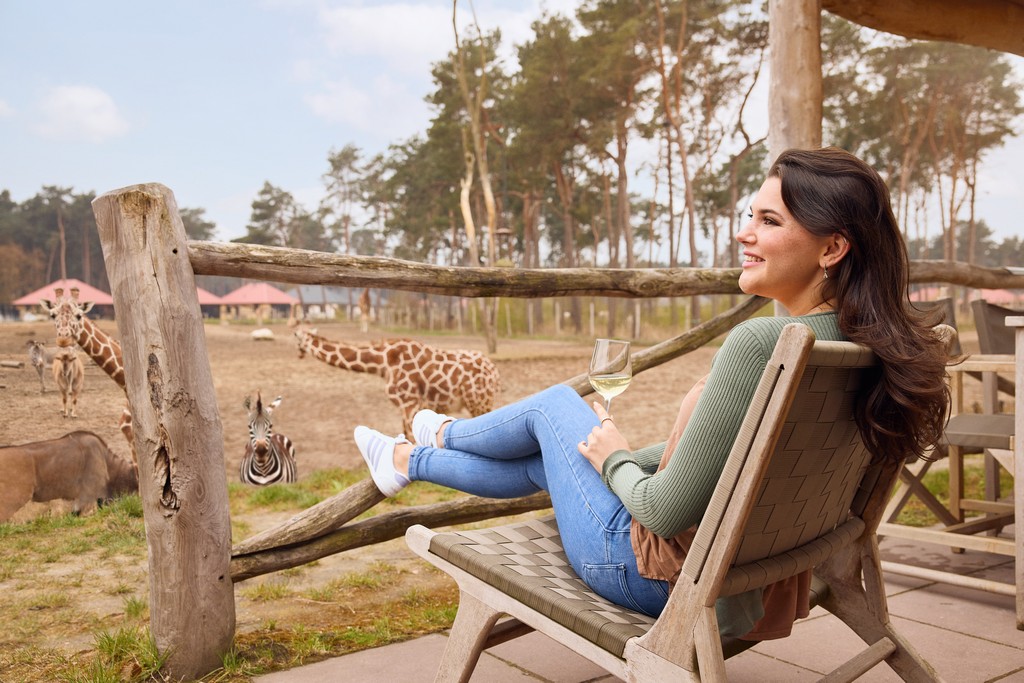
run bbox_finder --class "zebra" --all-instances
[240,391,297,486]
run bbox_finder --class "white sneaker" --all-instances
[354,426,410,497]
[412,409,453,448]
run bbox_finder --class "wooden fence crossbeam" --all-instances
[188,240,1024,298]
[231,492,552,582]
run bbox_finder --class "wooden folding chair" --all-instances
[946,299,1018,534]
[407,324,942,682]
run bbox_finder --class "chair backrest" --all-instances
[912,298,962,355]
[680,323,880,596]
[972,299,1021,355]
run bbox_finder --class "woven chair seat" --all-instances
[428,513,832,660]
[429,515,654,657]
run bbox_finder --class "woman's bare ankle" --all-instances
[394,442,412,477]
[436,420,452,448]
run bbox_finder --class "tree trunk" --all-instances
[601,173,618,336]
[453,4,499,353]
[553,163,582,333]
[57,206,67,281]
[93,184,234,681]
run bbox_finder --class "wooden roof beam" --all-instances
[823,0,1024,57]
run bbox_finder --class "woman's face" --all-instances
[736,177,836,315]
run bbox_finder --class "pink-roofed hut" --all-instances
[218,282,298,322]
[13,279,229,321]
[195,286,224,319]
[13,278,114,320]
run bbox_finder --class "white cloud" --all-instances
[0,100,14,118]
[32,85,130,143]
[305,74,428,139]
[313,2,583,74]
[317,3,452,73]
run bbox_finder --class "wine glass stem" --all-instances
[605,397,613,412]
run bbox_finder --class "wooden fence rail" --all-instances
[188,240,1024,298]
[93,183,1024,680]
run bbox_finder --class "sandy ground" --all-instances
[0,319,716,477]
[0,316,717,658]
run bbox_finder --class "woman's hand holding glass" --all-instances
[579,400,631,473]
[588,339,632,412]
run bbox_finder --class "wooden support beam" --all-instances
[768,0,822,161]
[823,0,1024,58]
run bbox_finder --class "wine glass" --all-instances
[588,339,633,412]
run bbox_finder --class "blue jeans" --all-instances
[407,384,670,617]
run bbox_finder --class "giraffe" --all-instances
[293,326,501,435]
[52,347,85,418]
[40,287,136,463]
[357,288,372,333]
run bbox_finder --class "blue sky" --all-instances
[2,1,1021,246]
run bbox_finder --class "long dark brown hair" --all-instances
[769,147,949,462]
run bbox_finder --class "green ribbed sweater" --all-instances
[601,312,844,538]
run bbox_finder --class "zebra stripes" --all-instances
[240,391,297,486]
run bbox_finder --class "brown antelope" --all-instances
[52,348,85,418]
[0,431,138,523]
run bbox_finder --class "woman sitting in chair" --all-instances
[354,146,950,641]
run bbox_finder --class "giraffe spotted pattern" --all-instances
[294,327,501,435]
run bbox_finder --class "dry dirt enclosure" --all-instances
[0,316,717,678]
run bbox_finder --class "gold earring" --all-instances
[823,265,829,280]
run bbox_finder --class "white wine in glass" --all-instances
[589,339,633,411]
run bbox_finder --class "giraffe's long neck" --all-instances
[309,338,387,375]
[78,317,126,389]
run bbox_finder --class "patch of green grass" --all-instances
[301,468,364,497]
[123,595,148,621]
[209,584,459,680]
[0,511,86,540]
[90,625,165,680]
[0,555,20,581]
[228,468,369,516]
[894,459,1014,527]
[242,581,292,602]
[214,645,263,680]
[247,484,322,510]
[28,592,72,611]
[42,536,93,563]
[289,625,336,659]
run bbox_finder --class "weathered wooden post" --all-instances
[93,184,235,680]
[768,0,822,319]
[767,0,823,160]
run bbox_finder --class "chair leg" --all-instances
[983,451,1006,536]
[883,460,934,523]
[817,539,943,682]
[435,591,503,683]
[693,606,727,681]
[948,444,965,524]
